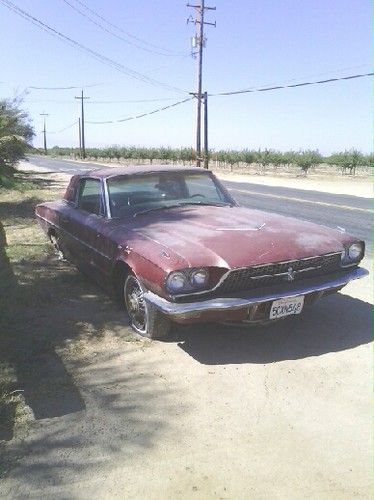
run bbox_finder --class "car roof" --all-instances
[85,163,206,179]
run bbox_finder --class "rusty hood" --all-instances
[123,205,353,272]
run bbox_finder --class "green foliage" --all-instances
[0,99,34,184]
[326,149,366,175]
[46,145,372,176]
[293,150,322,175]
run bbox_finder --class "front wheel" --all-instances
[50,233,66,261]
[123,274,171,339]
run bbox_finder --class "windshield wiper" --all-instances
[133,204,182,218]
[176,201,232,207]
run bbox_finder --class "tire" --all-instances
[123,273,171,340]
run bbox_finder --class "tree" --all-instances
[0,98,34,182]
[294,150,322,176]
[327,150,365,175]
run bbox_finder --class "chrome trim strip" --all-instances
[250,265,322,280]
[173,251,343,299]
[103,178,112,219]
[144,267,369,318]
[35,214,111,260]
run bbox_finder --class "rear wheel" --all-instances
[124,274,171,339]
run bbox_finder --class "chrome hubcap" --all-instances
[125,276,147,333]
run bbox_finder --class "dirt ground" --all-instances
[0,165,372,499]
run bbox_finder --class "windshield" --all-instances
[107,171,234,218]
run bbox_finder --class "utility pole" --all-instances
[40,112,49,153]
[75,90,89,158]
[203,91,209,169]
[187,1,215,167]
[78,117,82,155]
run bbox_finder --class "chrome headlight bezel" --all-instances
[166,268,210,294]
[165,271,188,292]
[190,268,209,287]
[341,242,364,267]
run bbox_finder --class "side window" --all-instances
[185,174,223,200]
[77,179,103,215]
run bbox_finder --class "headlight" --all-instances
[190,268,209,287]
[348,243,363,260]
[341,242,364,266]
[166,268,209,294]
[166,272,188,292]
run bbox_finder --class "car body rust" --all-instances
[35,164,368,335]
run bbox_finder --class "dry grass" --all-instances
[0,171,139,473]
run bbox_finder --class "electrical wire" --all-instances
[224,64,371,94]
[61,0,187,57]
[24,97,176,104]
[49,120,78,134]
[0,0,187,95]
[86,97,193,124]
[71,0,186,56]
[209,72,374,97]
[28,83,103,90]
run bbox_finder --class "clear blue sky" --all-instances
[0,0,372,153]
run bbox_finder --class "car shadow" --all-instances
[172,293,372,365]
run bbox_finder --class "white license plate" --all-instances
[269,296,304,319]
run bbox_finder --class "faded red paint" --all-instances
[35,166,365,319]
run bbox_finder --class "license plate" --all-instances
[269,296,304,319]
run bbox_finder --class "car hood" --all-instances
[125,205,352,271]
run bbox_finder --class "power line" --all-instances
[27,83,103,90]
[238,64,372,92]
[0,0,187,95]
[24,97,177,104]
[86,97,193,124]
[61,0,188,57]
[87,98,176,104]
[209,72,374,97]
[49,120,78,134]
[71,0,186,56]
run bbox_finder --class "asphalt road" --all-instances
[26,156,372,254]
[2,156,369,498]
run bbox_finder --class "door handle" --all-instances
[60,216,69,224]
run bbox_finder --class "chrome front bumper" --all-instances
[143,267,369,320]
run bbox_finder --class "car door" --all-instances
[67,177,112,279]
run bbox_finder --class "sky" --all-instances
[0,0,372,153]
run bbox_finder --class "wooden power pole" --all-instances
[203,91,209,169]
[187,1,215,167]
[75,90,89,158]
[40,112,49,153]
[78,117,82,155]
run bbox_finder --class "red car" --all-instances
[35,164,367,339]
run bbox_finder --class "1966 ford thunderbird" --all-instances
[35,164,368,339]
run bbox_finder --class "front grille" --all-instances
[217,252,342,294]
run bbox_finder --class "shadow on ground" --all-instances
[0,188,170,488]
[172,293,372,365]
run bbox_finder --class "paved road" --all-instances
[26,156,372,253]
[2,156,368,498]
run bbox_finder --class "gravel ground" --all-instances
[0,162,371,499]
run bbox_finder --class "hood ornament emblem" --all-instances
[285,267,296,282]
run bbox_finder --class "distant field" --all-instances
[39,147,373,177]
